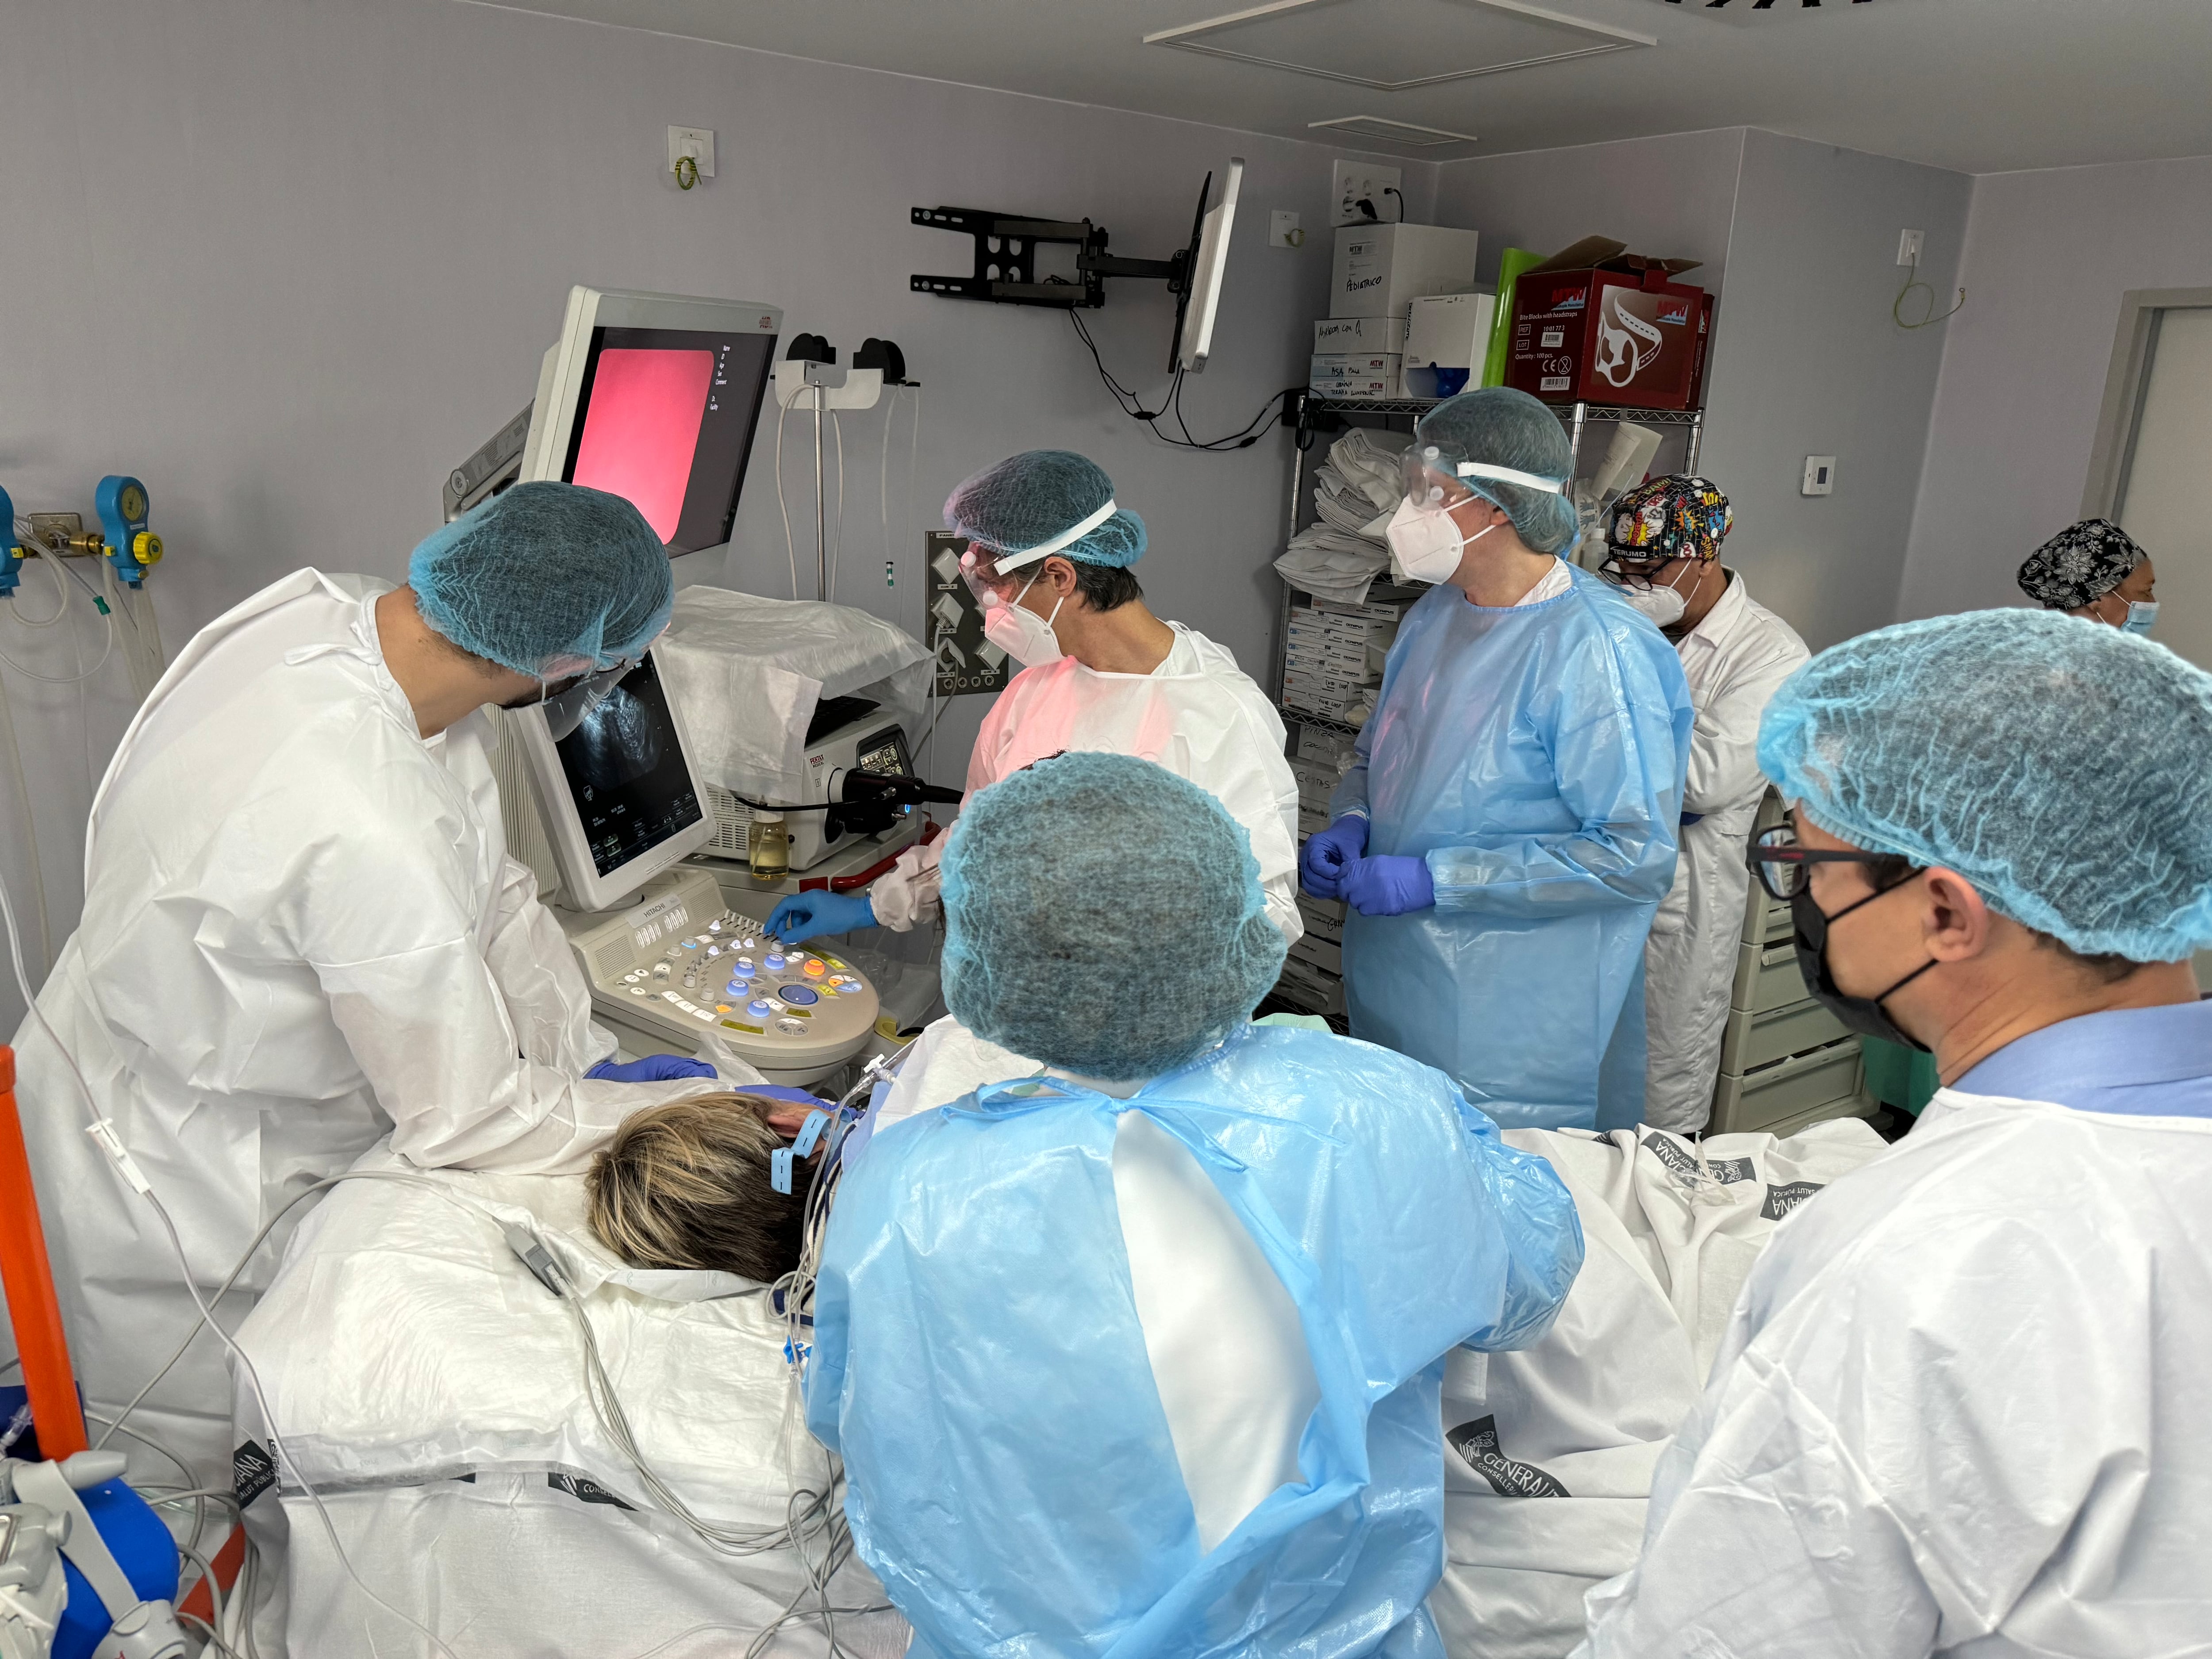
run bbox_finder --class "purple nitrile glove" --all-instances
[1298,816,1369,899]
[587,1054,719,1083]
[1343,854,1435,917]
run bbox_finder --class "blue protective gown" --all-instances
[1333,565,1694,1131]
[806,1023,1583,1659]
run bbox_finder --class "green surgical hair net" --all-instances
[944,450,1148,568]
[941,751,1286,1080]
[1413,388,1578,555]
[408,481,676,676]
[1757,608,2212,963]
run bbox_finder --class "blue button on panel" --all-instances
[764,952,786,971]
[748,998,775,1018]
[780,984,819,1006]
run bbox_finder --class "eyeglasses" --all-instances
[1747,822,1922,902]
[1596,555,1675,592]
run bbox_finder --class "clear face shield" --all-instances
[957,544,1048,614]
[535,657,644,741]
[1399,450,1480,515]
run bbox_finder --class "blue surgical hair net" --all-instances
[408,481,676,676]
[1757,608,2212,963]
[944,449,1148,569]
[941,752,1286,1079]
[1413,388,1578,555]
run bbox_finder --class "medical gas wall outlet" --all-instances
[1802,456,1836,497]
[96,475,161,586]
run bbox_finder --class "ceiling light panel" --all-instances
[1146,0,1655,92]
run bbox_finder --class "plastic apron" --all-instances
[1333,567,1692,1131]
[807,1022,1583,1659]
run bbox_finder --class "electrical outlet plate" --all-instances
[1896,228,1923,267]
[1802,456,1836,497]
[1331,160,1403,228]
[1269,210,1303,248]
[668,126,715,179]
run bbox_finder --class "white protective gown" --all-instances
[9,569,716,1482]
[1640,572,1807,1132]
[1576,1088,2212,1657]
[869,621,1303,945]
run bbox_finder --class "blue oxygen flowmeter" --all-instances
[93,476,161,588]
[0,487,21,598]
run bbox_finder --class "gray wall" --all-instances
[1899,153,2212,620]
[1696,131,1970,649]
[0,0,1391,1028]
[1430,128,1748,296]
[1432,127,1971,652]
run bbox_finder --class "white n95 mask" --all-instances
[1385,497,1498,584]
[1621,574,1689,628]
[981,573,1066,666]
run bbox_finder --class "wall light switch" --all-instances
[1803,455,1836,496]
[1269,210,1304,248]
[668,126,715,179]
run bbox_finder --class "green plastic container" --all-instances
[1860,1035,1940,1115]
[1480,247,1544,388]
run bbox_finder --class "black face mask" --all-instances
[1790,882,1936,1053]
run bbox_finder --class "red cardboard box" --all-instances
[1507,266,1707,411]
[1685,292,1716,412]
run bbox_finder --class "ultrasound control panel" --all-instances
[560,867,879,1083]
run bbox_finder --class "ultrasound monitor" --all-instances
[507,287,780,908]
[512,652,714,911]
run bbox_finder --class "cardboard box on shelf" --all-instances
[1274,955,1347,1018]
[1289,932,1343,976]
[1685,292,1717,411]
[1313,315,1409,354]
[1314,594,1414,624]
[1293,723,1359,770]
[1298,893,1347,943]
[1331,224,1481,320]
[1504,238,1706,411]
[1310,352,1405,397]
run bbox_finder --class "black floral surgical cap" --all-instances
[2016,518,2146,611]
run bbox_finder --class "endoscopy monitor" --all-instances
[513,651,714,912]
[1175,157,1243,374]
[520,286,782,556]
[507,286,776,908]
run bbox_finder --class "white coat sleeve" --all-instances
[1577,1203,2131,1659]
[1682,636,1808,816]
[867,838,943,932]
[481,854,617,1072]
[1222,692,1304,945]
[294,811,692,1177]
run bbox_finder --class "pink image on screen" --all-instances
[570,348,715,541]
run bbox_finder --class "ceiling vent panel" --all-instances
[1146,0,1655,92]
[1308,114,1481,148]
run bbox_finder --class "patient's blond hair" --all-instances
[586,1093,811,1284]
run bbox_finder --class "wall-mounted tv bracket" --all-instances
[909,207,1189,311]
